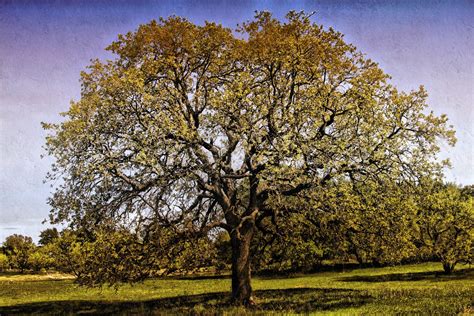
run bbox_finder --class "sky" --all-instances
[0,0,473,243]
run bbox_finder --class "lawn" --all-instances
[0,262,472,315]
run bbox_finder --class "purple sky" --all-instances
[0,0,472,242]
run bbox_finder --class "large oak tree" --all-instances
[44,12,455,304]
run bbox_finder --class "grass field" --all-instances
[0,262,472,315]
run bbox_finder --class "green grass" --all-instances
[0,262,472,315]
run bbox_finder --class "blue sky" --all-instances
[0,0,472,242]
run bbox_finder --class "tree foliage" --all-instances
[251,181,419,270]
[3,234,35,273]
[43,11,455,304]
[327,182,418,265]
[28,245,56,272]
[416,183,474,273]
[38,228,59,246]
[0,253,8,272]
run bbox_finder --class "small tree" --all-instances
[3,234,35,273]
[417,183,474,274]
[44,11,455,304]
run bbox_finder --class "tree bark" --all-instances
[230,220,255,305]
[442,261,455,274]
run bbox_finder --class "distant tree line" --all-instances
[1,181,472,276]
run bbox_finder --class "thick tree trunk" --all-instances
[442,261,455,274]
[230,221,255,306]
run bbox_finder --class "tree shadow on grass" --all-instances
[340,267,474,283]
[173,274,231,281]
[254,288,372,313]
[0,288,373,315]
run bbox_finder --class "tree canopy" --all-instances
[416,182,474,273]
[43,11,455,304]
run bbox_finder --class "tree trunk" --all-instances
[230,221,255,306]
[442,261,455,274]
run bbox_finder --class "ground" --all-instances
[0,262,472,315]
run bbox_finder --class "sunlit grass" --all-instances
[0,262,472,315]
